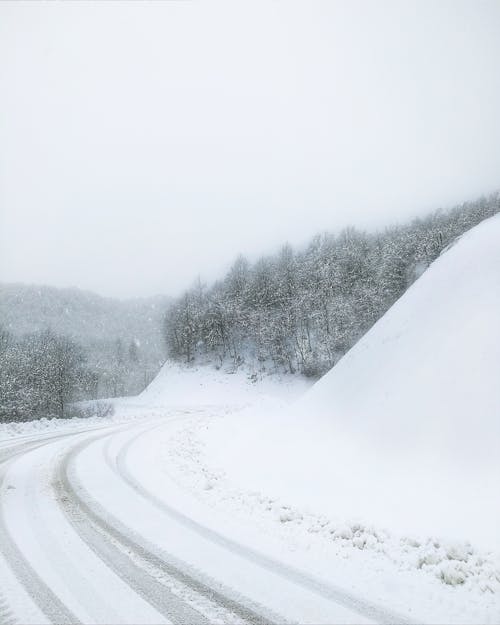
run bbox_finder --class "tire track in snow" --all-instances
[56,430,276,625]
[0,436,82,625]
[118,421,417,625]
[0,424,138,625]
[0,593,16,625]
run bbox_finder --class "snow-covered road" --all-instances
[0,415,412,625]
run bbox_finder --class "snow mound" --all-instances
[200,215,500,551]
[300,215,500,458]
[288,214,500,547]
[301,215,500,545]
[139,360,311,408]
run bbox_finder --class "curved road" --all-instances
[0,417,413,624]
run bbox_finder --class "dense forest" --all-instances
[164,192,500,377]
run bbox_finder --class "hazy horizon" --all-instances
[1,1,500,298]
[0,185,498,301]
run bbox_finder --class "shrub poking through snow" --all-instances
[437,563,466,586]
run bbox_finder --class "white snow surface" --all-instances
[0,365,311,441]
[138,360,312,408]
[200,215,500,550]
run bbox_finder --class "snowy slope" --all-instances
[200,215,500,550]
[300,215,500,454]
[138,360,311,407]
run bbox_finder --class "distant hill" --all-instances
[0,283,171,397]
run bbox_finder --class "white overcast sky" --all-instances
[1,1,500,298]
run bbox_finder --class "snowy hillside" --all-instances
[299,214,500,447]
[0,283,169,352]
[0,283,170,397]
[138,360,312,407]
[199,215,500,550]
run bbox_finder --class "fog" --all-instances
[1,0,499,298]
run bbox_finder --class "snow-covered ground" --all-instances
[148,412,500,624]
[1,358,499,623]
[1,216,499,624]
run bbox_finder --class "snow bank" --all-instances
[300,217,500,458]
[169,416,500,610]
[201,215,500,551]
[138,360,311,408]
